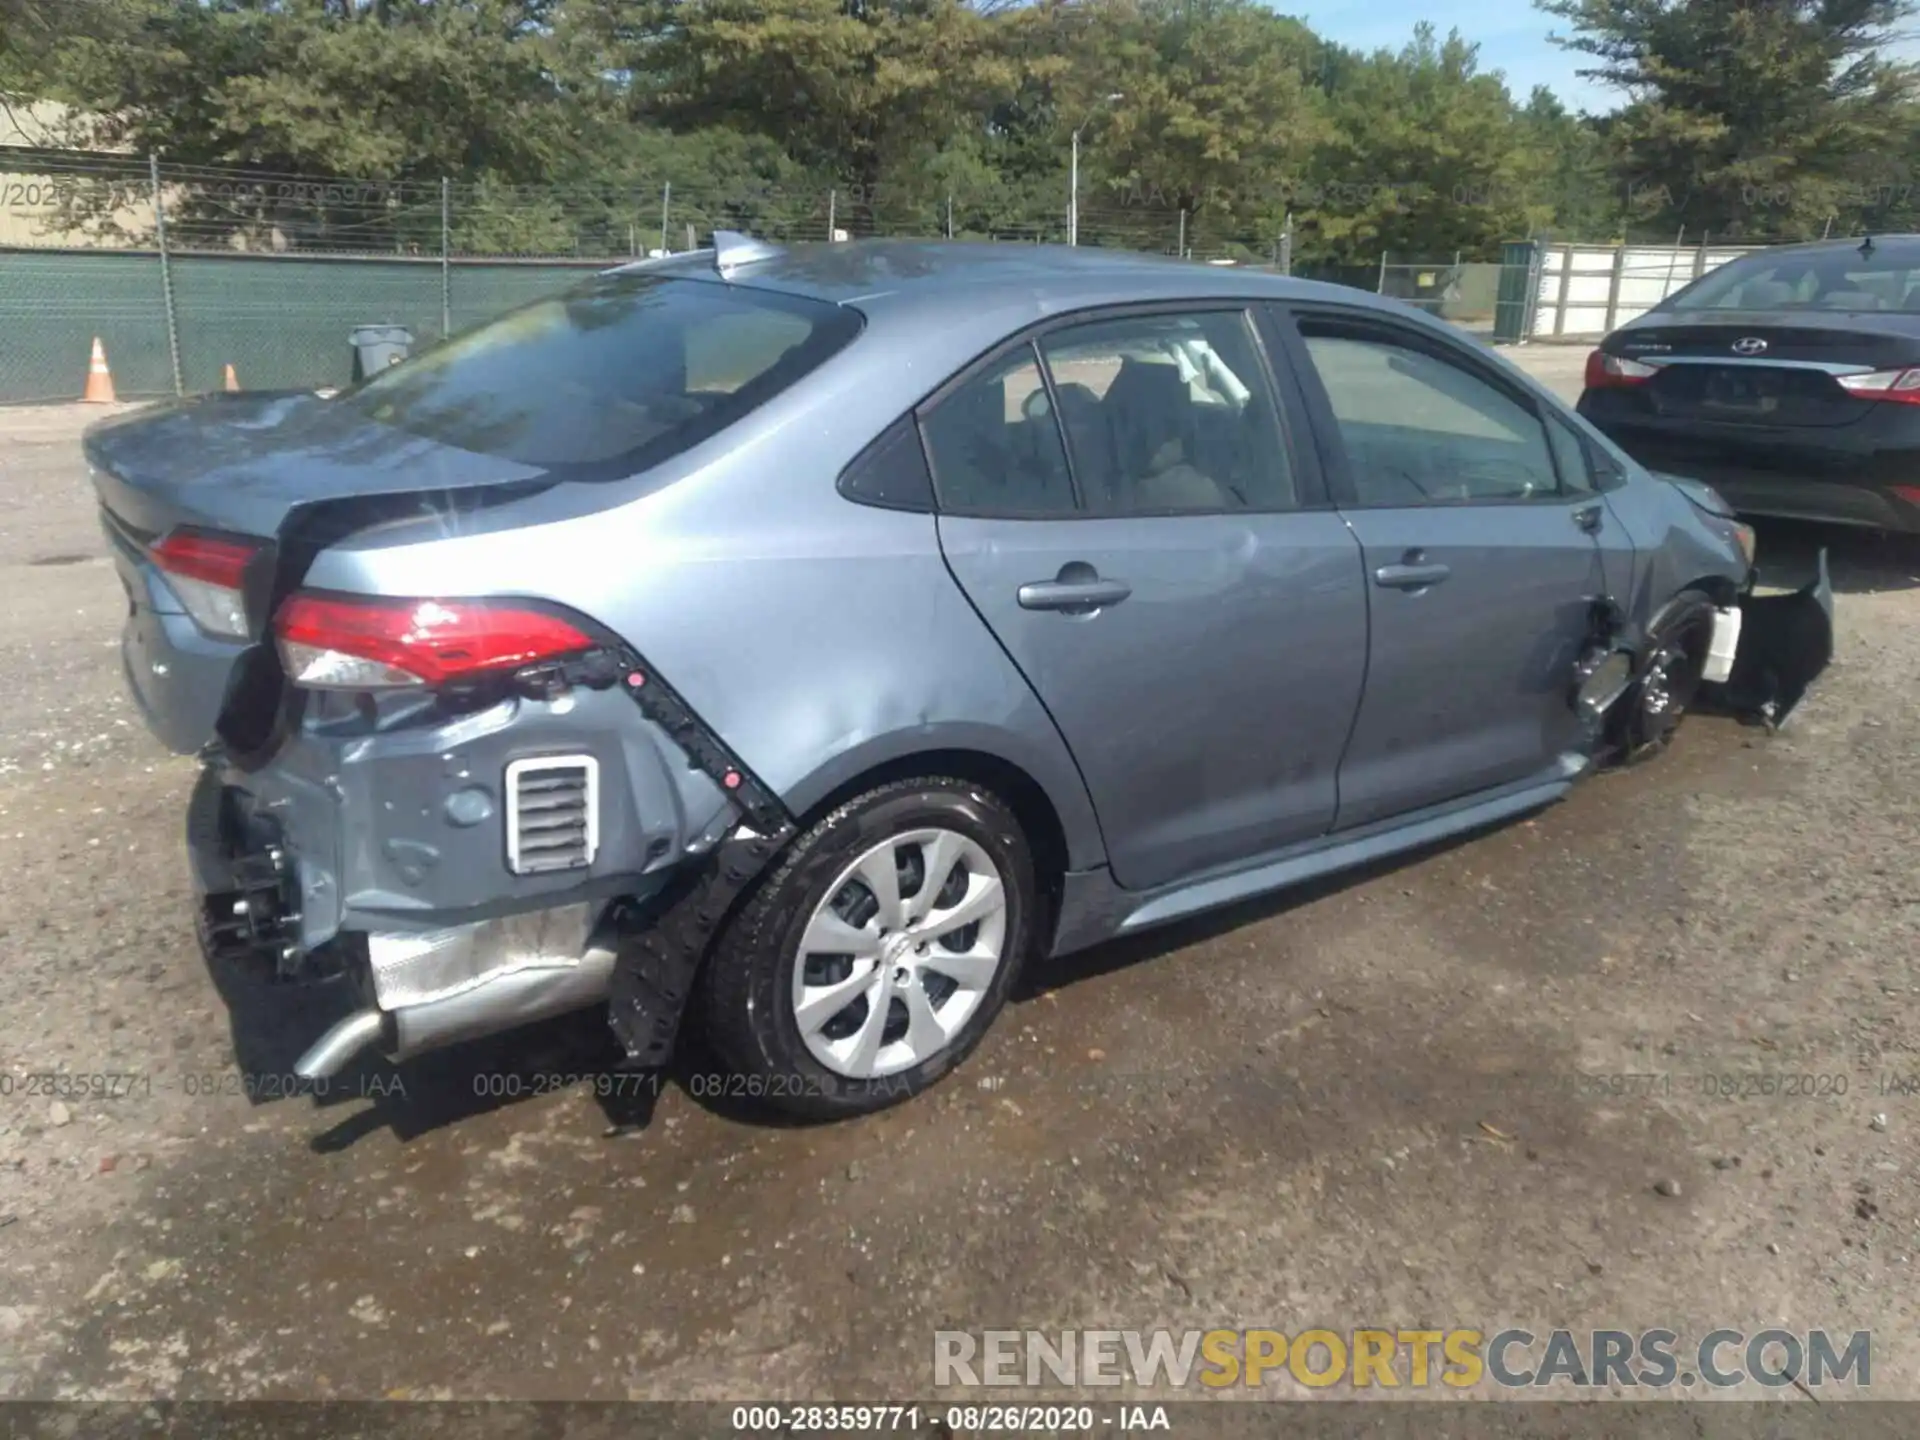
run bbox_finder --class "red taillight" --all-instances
[1584,349,1657,390]
[1835,367,1920,405]
[151,532,257,588]
[150,530,261,639]
[274,594,593,690]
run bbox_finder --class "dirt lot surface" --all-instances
[2,359,1917,1412]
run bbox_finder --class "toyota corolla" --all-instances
[85,236,1833,1119]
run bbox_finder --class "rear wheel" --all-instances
[699,777,1036,1119]
[1625,590,1716,759]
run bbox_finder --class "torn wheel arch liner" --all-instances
[522,635,801,1069]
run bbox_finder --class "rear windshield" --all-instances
[1668,247,1920,313]
[339,273,862,471]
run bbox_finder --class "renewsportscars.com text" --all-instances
[934,1327,1872,1391]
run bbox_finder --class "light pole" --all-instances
[1069,93,1124,247]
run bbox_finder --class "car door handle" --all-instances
[1373,563,1451,590]
[1017,578,1132,612]
[1573,502,1604,534]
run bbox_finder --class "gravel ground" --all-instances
[1,361,1917,1407]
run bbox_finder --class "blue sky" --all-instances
[1295,0,1618,110]
[1296,0,1920,114]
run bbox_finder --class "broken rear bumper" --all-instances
[182,646,797,1082]
[297,907,626,1081]
[187,762,642,1080]
[1702,549,1836,731]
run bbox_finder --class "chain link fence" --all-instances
[0,246,626,401]
[1376,260,1504,333]
[1,151,1510,402]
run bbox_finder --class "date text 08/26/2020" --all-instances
[728,1406,1172,1432]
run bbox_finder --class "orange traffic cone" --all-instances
[224,363,239,392]
[82,337,117,404]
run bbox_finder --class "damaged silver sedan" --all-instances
[85,236,1834,1120]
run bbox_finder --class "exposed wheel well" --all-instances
[1683,573,1742,609]
[1619,585,1719,758]
[798,749,1074,925]
[1657,584,1724,662]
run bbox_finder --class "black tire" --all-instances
[698,776,1037,1120]
[1624,588,1717,759]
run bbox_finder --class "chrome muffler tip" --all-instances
[294,1008,392,1081]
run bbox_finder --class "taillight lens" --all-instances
[150,531,260,639]
[1835,367,1920,405]
[1584,350,1658,390]
[274,594,593,690]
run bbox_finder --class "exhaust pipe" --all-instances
[294,1009,392,1082]
[390,942,615,1060]
[292,909,618,1081]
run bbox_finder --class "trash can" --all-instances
[349,324,413,382]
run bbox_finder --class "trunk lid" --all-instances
[1608,312,1920,429]
[85,390,547,538]
[86,392,550,757]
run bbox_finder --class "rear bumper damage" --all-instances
[297,907,623,1082]
[184,645,796,1083]
[188,760,641,1081]
[286,829,800,1083]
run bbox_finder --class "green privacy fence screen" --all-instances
[0,248,607,403]
[1,244,1516,405]
[1,250,175,401]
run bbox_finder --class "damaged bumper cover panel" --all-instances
[189,684,712,963]
[187,643,790,1080]
[1703,549,1836,731]
[1570,550,1835,749]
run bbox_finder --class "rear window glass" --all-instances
[1669,247,1920,313]
[339,274,861,471]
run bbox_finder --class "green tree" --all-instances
[1304,25,1551,263]
[1062,0,1326,253]
[1539,0,1920,240]
[53,2,587,180]
[26,1,656,251]
[1,0,127,117]
[1516,84,1620,240]
[597,0,1021,198]
[31,0,1869,266]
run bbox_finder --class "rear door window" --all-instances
[1035,310,1297,514]
[340,274,861,474]
[919,345,1078,517]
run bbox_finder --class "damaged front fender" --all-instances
[1569,597,1645,745]
[1702,549,1836,732]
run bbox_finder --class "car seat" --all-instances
[1100,359,1228,511]
[1050,381,1113,505]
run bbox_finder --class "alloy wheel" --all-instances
[790,827,1009,1079]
